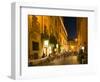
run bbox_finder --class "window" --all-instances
[32,41,39,50]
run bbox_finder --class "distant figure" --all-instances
[42,52,45,58]
[78,49,84,64]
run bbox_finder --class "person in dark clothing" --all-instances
[42,52,45,58]
[78,49,84,64]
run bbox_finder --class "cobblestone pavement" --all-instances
[50,55,79,65]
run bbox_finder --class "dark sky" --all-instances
[63,17,77,41]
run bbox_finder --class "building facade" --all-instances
[28,15,68,60]
[77,17,88,51]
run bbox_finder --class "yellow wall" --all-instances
[28,15,68,60]
[77,17,88,50]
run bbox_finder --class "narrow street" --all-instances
[29,54,80,66]
[28,16,88,67]
[49,55,79,65]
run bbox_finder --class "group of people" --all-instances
[41,44,88,65]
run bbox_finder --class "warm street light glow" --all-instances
[81,46,84,50]
[56,44,59,48]
[75,38,78,42]
[54,48,57,52]
[81,46,85,52]
[28,15,88,66]
[71,45,74,50]
[44,40,49,47]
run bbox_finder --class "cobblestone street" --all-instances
[29,54,81,66]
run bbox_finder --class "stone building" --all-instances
[28,15,68,60]
[77,17,88,51]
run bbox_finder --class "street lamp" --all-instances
[81,46,85,52]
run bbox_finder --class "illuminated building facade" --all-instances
[67,17,88,52]
[28,15,68,61]
[77,17,88,51]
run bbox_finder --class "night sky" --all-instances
[63,17,77,41]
